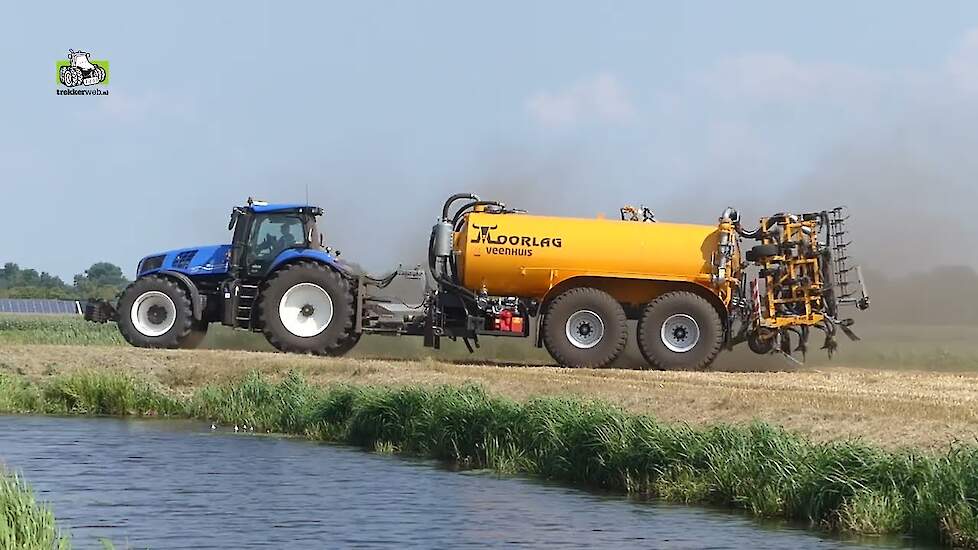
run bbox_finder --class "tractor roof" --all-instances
[248,203,322,215]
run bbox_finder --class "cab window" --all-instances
[246,215,304,269]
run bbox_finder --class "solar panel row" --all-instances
[0,299,82,315]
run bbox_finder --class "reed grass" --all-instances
[0,468,70,550]
[1,369,977,546]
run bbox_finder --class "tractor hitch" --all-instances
[83,299,118,324]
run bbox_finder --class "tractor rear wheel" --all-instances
[637,291,723,370]
[117,276,196,349]
[258,262,357,355]
[541,287,627,368]
[329,331,362,357]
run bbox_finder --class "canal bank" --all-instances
[0,369,975,546]
[1,415,917,549]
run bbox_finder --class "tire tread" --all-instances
[542,287,627,368]
[257,261,357,356]
[117,275,195,349]
[637,291,723,370]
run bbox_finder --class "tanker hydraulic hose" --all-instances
[451,200,507,230]
[429,197,480,305]
[441,193,480,221]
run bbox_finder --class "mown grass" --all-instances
[0,314,552,363]
[8,313,978,371]
[0,315,124,346]
[0,467,70,550]
[2,369,978,546]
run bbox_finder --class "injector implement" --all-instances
[86,193,869,370]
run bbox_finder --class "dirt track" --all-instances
[2,344,977,450]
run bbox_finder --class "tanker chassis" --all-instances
[86,193,869,370]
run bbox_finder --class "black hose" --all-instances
[441,193,479,220]
[451,200,506,230]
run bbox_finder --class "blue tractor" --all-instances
[85,199,363,354]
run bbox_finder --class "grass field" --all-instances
[5,314,978,371]
[2,343,978,450]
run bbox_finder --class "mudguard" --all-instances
[158,270,205,320]
[269,249,342,273]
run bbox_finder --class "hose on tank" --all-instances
[441,193,480,221]
[427,226,477,304]
[451,200,506,231]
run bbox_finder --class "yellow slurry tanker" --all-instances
[88,192,869,370]
[360,193,870,369]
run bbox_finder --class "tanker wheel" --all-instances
[117,276,196,349]
[637,291,723,370]
[542,287,627,369]
[258,262,356,355]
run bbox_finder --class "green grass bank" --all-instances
[0,468,69,550]
[1,369,977,547]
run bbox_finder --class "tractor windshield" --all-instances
[245,214,305,272]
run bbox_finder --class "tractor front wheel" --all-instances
[258,262,357,355]
[117,276,196,348]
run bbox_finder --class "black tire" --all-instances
[258,262,356,355]
[329,331,362,357]
[745,243,781,263]
[747,330,775,355]
[60,66,82,87]
[117,276,195,349]
[637,291,723,370]
[179,320,209,350]
[541,287,627,368]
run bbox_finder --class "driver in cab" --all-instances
[258,223,298,256]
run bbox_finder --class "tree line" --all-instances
[0,262,129,301]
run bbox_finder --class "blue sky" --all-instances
[4,2,978,279]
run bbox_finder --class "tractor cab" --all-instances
[228,199,325,279]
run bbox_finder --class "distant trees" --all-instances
[73,262,129,300]
[0,262,129,300]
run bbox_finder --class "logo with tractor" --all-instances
[57,50,108,88]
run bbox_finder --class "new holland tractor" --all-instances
[86,200,362,355]
[87,194,870,370]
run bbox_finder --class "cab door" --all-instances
[240,213,307,278]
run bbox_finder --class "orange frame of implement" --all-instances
[756,215,826,329]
